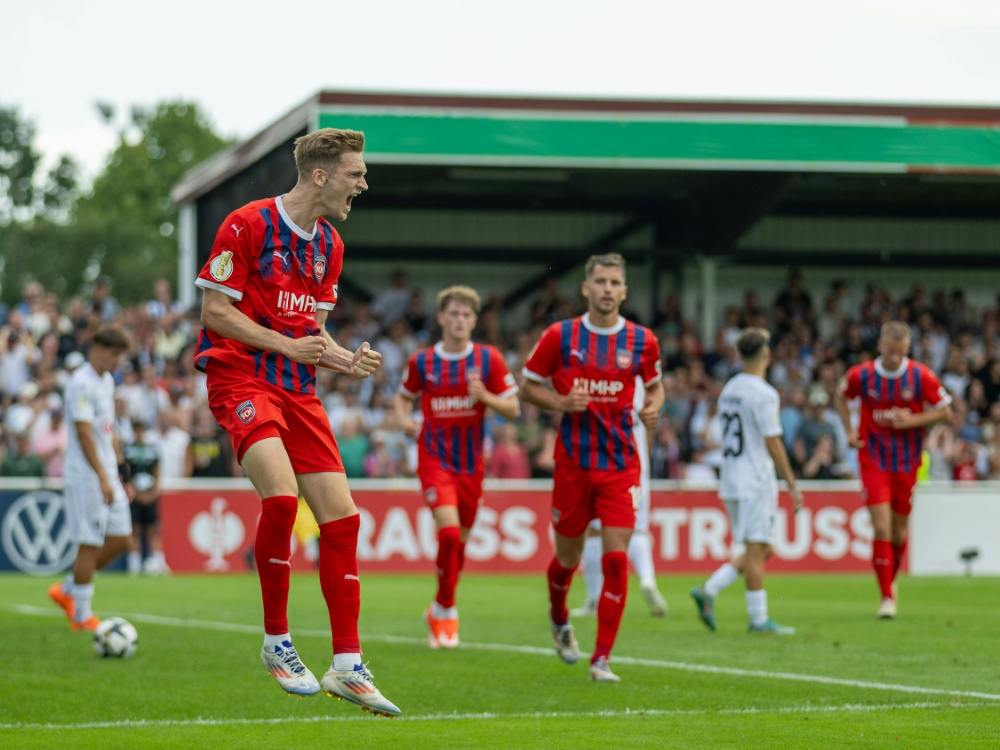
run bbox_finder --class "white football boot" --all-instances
[260,640,320,696]
[321,663,401,718]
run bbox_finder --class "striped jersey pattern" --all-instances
[400,342,517,475]
[839,357,951,474]
[194,196,343,394]
[523,314,661,472]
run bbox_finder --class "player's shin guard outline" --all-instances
[256,495,298,635]
[319,514,362,654]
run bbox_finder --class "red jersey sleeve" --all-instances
[197,209,255,299]
[920,367,951,408]
[399,352,423,398]
[317,226,344,310]
[638,330,662,386]
[522,324,562,382]
[486,346,518,397]
[839,366,862,400]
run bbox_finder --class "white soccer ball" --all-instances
[92,617,139,659]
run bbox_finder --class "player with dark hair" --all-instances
[521,253,663,682]
[835,320,952,619]
[48,326,133,632]
[394,285,520,649]
[194,127,399,716]
[690,327,803,634]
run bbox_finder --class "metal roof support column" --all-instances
[178,203,197,310]
[697,255,717,347]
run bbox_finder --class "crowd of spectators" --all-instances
[2,269,1000,485]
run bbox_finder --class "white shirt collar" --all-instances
[874,356,910,379]
[581,313,625,336]
[434,341,473,361]
[275,195,316,241]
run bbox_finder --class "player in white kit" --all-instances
[690,328,803,634]
[48,327,133,631]
[571,377,668,618]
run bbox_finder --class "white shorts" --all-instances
[724,494,777,546]
[63,476,132,546]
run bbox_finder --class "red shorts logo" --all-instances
[236,400,256,424]
[424,487,438,505]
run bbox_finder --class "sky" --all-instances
[7,0,1000,182]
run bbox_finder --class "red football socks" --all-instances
[435,526,462,609]
[319,514,362,654]
[547,558,576,626]
[255,495,298,635]
[872,539,895,598]
[892,540,907,579]
[594,551,628,662]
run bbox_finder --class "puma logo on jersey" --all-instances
[231,223,243,236]
[570,349,587,361]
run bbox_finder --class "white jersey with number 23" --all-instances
[717,373,783,503]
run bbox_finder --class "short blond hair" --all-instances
[293,128,365,177]
[437,285,481,313]
[585,252,626,280]
[880,320,911,342]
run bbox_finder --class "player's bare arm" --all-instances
[76,421,114,504]
[765,435,803,513]
[314,310,382,377]
[889,403,954,431]
[393,392,422,438]
[834,389,861,447]
[521,379,590,413]
[637,380,665,431]
[201,288,327,364]
[467,371,521,420]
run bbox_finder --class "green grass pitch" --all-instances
[3,572,999,749]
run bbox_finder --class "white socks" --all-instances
[628,531,656,589]
[264,632,291,650]
[333,653,362,671]
[72,583,94,623]
[704,563,739,598]
[431,602,457,619]
[746,589,768,626]
[581,535,603,604]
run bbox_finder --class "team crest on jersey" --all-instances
[210,250,235,281]
[314,257,326,281]
[616,349,633,369]
[424,487,438,505]
[901,388,914,401]
[236,400,256,424]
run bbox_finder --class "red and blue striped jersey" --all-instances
[193,196,342,394]
[523,314,662,472]
[839,356,951,474]
[399,342,517,475]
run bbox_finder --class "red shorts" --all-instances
[206,371,343,474]
[417,459,484,530]
[859,464,917,515]
[551,463,639,538]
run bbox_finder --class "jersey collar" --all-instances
[434,341,473,361]
[581,313,625,336]
[874,356,910,379]
[275,195,316,241]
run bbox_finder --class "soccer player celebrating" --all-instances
[690,328,803,634]
[521,253,663,682]
[394,285,520,648]
[194,128,399,716]
[48,326,133,632]
[834,321,952,619]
